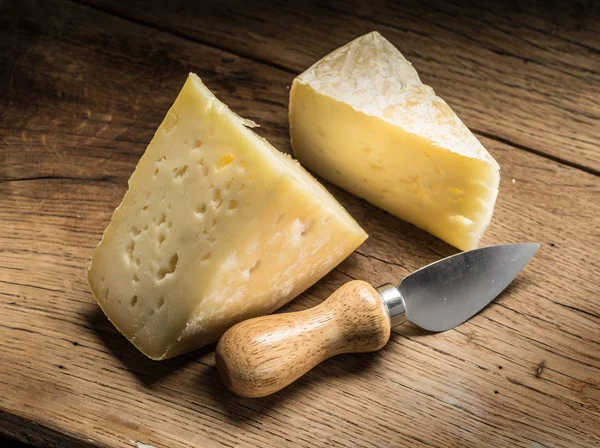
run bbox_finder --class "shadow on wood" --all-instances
[322,181,461,264]
[199,347,387,424]
[0,410,92,448]
[84,307,211,387]
[395,321,432,338]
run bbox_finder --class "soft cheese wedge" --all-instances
[88,74,366,360]
[290,32,499,250]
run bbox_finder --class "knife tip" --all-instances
[520,242,541,260]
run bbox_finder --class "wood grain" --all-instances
[0,0,599,447]
[216,281,391,398]
[79,0,600,174]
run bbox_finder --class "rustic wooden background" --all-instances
[1,0,599,447]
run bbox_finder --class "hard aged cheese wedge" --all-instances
[88,74,367,360]
[289,31,500,251]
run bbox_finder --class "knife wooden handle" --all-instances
[215,280,391,398]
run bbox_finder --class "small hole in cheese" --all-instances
[131,296,138,307]
[211,218,217,227]
[201,252,211,262]
[227,200,238,210]
[249,260,261,273]
[135,257,140,266]
[156,253,179,280]
[158,213,166,225]
[157,298,165,310]
[172,165,188,179]
[198,158,208,176]
[212,188,221,201]
[225,178,234,190]
[289,219,310,245]
[130,227,141,237]
[301,221,312,237]
[216,155,234,169]
[142,205,148,211]
[167,222,172,229]
[154,168,159,176]
[133,273,139,283]
[158,233,166,246]
[126,241,135,263]
[196,204,206,216]
[194,139,203,148]
[274,215,284,225]
[214,199,223,210]
[167,253,178,270]
[239,183,246,191]
[104,289,110,300]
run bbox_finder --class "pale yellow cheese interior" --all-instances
[88,74,367,360]
[290,32,499,250]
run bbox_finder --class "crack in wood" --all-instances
[559,303,600,320]
[454,324,600,393]
[536,360,546,378]
[69,0,296,75]
[354,249,410,271]
[474,129,600,177]
[0,175,118,184]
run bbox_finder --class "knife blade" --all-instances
[383,243,540,332]
[216,243,539,397]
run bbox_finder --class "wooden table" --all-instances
[1,1,599,447]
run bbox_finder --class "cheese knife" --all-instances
[216,243,539,397]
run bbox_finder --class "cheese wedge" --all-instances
[290,32,499,250]
[88,74,366,360]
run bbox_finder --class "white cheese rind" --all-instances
[290,32,500,250]
[88,74,367,360]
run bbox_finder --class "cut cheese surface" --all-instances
[290,31,499,250]
[88,74,367,360]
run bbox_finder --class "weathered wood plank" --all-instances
[77,0,600,174]
[1,1,598,447]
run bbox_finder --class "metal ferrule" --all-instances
[376,283,407,328]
